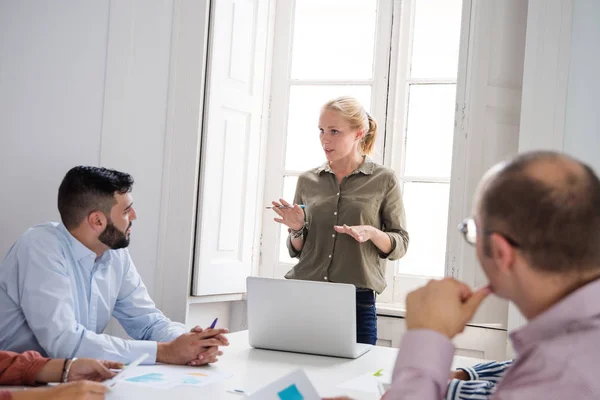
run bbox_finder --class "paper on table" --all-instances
[337,374,380,394]
[180,369,233,387]
[123,371,178,389]
[278,384,305,400]
[121,365,232,389]
[103,353,149,388]
[336,369,392,395]
[247,369,320,400]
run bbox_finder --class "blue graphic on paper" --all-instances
[125,373,165,383]
[278,383,304,400]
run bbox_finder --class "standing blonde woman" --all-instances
[271,96,409,344]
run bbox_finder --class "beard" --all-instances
[99,220,131,250]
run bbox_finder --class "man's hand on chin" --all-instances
[405,278,491,339]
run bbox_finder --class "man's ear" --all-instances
[488,233,516,276]
[87,211,107,233]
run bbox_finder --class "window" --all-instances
[387,0,463,304]
[261,0,463,306]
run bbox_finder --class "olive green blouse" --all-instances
[285,157,409,293]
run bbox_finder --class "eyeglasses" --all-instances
[458,218,477,245]
[458,217,521,248]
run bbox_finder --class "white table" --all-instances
[100,331,485,399]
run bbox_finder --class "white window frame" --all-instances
[155,0,526,333]
[259,0,468,309]
[381,0,460,306]
[260,0,394,280]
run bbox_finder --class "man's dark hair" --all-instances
[481,151,600,274]
[58,166,134,229]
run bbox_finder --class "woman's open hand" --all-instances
[271,199,305,231]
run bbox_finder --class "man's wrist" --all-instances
[452,369,470,381]
[156,342,171,364]
[406,324,456,339]
[460,366,478,380]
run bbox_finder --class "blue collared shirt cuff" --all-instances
[131,340,158,364]
[395,330,455,388]
[458,365,479,380]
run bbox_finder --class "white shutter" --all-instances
[192,0,270,295]
[446,0,528,328]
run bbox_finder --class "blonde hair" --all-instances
[322,96,377,155]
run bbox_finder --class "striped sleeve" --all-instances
[446,379,497,400]
[445,360,514,400]
[458,360,514,383]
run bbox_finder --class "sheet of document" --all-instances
[247,368,320,400]
[336,368,392,395]
[117,364,233,389]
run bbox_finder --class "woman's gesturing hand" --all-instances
[271,198,305,232]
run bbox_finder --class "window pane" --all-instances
[397,182,449,277]
[404,84,456,178]
[278,176,299,263]
[291,0,377,80]
[285,85,371,172]
[410,0,463,79]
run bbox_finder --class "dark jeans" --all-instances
[356,289,377,345]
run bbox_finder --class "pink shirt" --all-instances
[386,278,600,399]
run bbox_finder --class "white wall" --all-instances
[511,0,600,356]
[518,0,600,172]
[0,0,235,332]
[512,0,573,342]
[0,0,171,299]
[564,0,600,173]
[100,0,176,298]
[0,1,109,256]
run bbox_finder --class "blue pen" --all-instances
[209,317,218,329]
[265,205,305,209]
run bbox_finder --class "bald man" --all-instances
[329,151,600,400]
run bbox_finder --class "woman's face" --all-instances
[318,109,362,163]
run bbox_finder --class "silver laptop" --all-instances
[246,276,372,359]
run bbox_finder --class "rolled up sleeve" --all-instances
[378,173,409,260]
[0,351,49,386]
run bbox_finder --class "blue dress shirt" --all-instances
[0,222,187,364]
